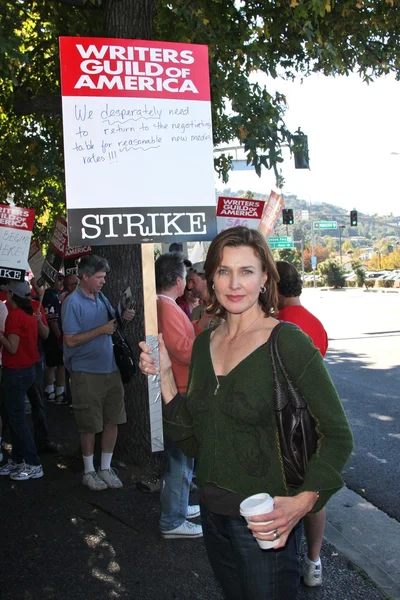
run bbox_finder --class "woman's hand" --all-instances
[247,492,318,549]
[139,334,171,376]
[139,334,177,403]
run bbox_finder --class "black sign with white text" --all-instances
[67,206,217,245]
[0,267,25,281]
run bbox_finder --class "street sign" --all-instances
[311,256,317,270]
[268,235,294,249]
[313,221,337,230]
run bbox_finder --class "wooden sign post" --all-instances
[59,37,217,452]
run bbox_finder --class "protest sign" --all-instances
[39,216,68,285]
[63,244,92,275]
[0,205,35,281]
[258,191,284,239]
[28,238,44,281]
[59,37,217,245]
[216,196,265,233]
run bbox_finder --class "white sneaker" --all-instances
[187,504,200,519]
[0,459,24,476]
[98,467,123,489]
[82,470,108,491]
[161,520,203,539]
[302,557,322,587]
[10,464,44,480]
[45,391,55,403]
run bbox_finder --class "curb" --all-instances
[324,521,400,599]
[324,488,400,600]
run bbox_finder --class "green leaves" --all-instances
[1,0,400,240]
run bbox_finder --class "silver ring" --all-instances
[273,530,281,540]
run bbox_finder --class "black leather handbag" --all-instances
[269,322,318,488]
[99,293,136,384]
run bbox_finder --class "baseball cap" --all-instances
[2,281,31,299]
[190,261,205,276]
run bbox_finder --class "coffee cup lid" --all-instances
[239,493,274,517]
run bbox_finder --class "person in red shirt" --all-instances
[155,252,202,540]
[276,260,328,588]
[0,281,44,481]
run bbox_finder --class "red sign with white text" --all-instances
[0,205,35,231]
[50,216,68,258]
[217,196,265,219]
[64,244,91,259]
[59,37,210,101]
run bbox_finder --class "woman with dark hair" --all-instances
[139,227,353,599]
[0,281,44,481]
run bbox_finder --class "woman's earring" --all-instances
[212,283,215,290]
[260,285,267,294]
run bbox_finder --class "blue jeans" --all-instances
[201,505,302,600]
[2,366,40,466]
[159,441,194,532]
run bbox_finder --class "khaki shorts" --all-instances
[70,370,126,434]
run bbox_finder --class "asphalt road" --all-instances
[301,288,400,521]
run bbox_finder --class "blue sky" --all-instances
[215,73,400,217]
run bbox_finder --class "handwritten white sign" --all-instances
[59,37,216,245]
[0,205,35,281]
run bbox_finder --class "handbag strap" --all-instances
[270,322,307,410]
[98,291,114,321]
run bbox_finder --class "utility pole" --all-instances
[311,223,316,287]
[338,225,346,264]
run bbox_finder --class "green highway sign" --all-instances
[268,236,294,249]
[313,221,338,230]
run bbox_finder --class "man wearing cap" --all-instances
[0,281,44,480]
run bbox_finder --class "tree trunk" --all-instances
[103,0,156,39]
[96,0,158,467]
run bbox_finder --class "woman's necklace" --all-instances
[213,311,262,395]
[226,312,261,344]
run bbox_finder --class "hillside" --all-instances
[217,188,400,247]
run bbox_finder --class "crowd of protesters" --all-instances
[0,229,351,597]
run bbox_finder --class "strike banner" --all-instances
[257,191,284,239]
[59,37,217,245]
[64,244,92,275]
[0,205,35,281]
[28,238,45,281]
[216,196,266,233]
[39,216,68,285]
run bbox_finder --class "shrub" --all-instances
[345,280,357,287]
[304,279,323,287]
[377,279,395,288]
[364,280,375,289]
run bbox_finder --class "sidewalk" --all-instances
[0,405,393,600]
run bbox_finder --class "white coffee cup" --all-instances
[239,493,279,550]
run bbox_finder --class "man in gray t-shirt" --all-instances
[62,255,134,492]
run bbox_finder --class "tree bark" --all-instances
[97,0,158,467]
[103,0,156,39]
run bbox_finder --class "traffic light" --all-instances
[282,209,294,225]
[350,210,358,226]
